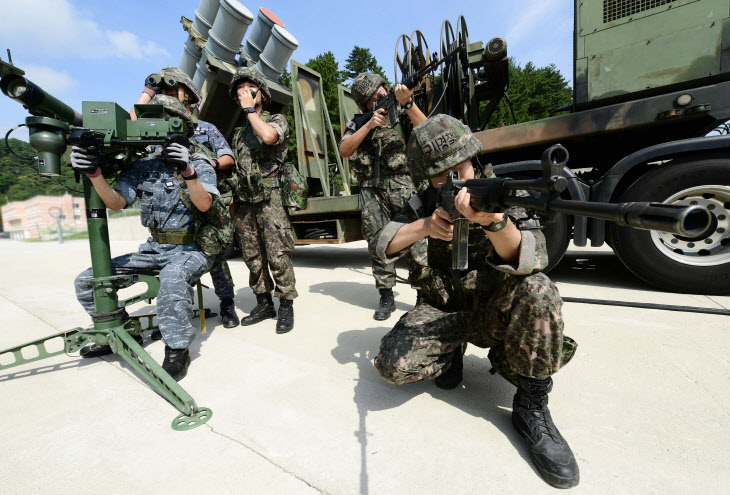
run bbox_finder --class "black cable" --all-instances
[4,124,84,194]
[504,93,518,124]
[562,296,730,316]
[4,125,34,162]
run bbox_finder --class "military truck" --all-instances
[182,0,729,295]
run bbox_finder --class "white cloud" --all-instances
[506,0,569,47]
[0,0,169,60]
[22,65,76,95]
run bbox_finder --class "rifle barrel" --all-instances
[503,196,711,238]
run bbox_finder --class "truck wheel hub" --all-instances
[652,185,730,267]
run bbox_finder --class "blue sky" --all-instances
[0,0,574,141]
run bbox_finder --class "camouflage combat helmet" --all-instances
[407,114,483,184]
[228,66,271,102]
[351,72,385,110]
[158,66,201,105]
[149,94,194,135]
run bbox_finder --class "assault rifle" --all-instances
[437,144,712,269]
[352,43,465,131]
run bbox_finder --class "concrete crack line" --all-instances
[204,425,332,495]
[0,293,64,333]
[666,358,730,420]
[707,296,729,310]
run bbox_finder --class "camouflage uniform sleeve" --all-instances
[484,205,549,275]
[112,160,143,208]
[373,192,423,264]
[267,113,288,146]
[191,160,220,204]
[206,123,234,159]
[339,120,357,146]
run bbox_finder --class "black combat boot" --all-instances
[80,333,144,358]
[512,376,580,489]
[373,288,395,321]
[219,298,240,328]
[150,329,162,341]
[240,292,277,326]
[162,346,190,382]
[276,299,294,334]
[435,343,466,390]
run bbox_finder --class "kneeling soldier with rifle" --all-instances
[71,95,219,382]
[372,114,580,488]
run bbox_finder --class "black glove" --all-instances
[144,73,163,95]
[70,146,99,175]
[164,142,192,174]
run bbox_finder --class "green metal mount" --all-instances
[0,176,213,430]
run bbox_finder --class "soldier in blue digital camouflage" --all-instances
[339,72,428,321]
[71,95,219,381]
[372,114,580,488]
[131,66,240,329]
[229,66,297,334]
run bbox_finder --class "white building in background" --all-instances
[1,193,86,240]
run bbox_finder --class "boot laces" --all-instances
[525,395,560,441]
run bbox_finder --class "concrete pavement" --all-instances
[0,237,728,494]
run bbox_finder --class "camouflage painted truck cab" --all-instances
[469,0,730,294]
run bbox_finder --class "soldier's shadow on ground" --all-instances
[331,328,539,494]
[292,245,371,270]
[310,281,416,312]
[549,251,651,291]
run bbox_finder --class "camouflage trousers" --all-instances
[374,272,576,386]
[361,185,428,289]
[74,246,214,350]
[233,196,298,300]
[209,258,235,301]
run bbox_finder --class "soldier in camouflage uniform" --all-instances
[372,115,580,489]
[339,72,428,321]
[132,66,240,329]
[71,95,219,381]
[229,66,297,334]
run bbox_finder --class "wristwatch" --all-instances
[402,100,413,110]
[484,215,509,232]
[211,158,220,170]
[242,107,256,115]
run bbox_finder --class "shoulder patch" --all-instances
[408,194,424,218]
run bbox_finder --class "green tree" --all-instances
[0,138,83,227]
[340,46,391,87]
[484,59,572,128]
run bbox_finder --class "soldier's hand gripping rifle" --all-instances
[352,43,465,131]
[437,144,713,270]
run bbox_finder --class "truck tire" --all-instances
[609,158,730,294]
[543,212,570,274]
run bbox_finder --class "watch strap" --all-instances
[485,216,509,232]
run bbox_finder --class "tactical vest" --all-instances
[350,126,409,182]
[174,143,235,258]
[232,112,308,209]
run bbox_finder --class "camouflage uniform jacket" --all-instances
[113,156,219,253]
[193,120,234,159]
[232,112,288,180]
[374,169,548,308]
[341,120,411,189]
